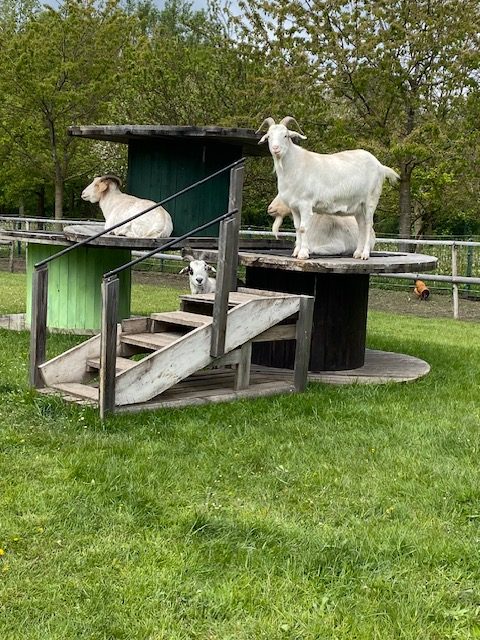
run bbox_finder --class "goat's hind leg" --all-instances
[353,203,373,260]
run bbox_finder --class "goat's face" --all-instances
[257,117,307,160]
[81,176,121,203]
[179,260,216,287]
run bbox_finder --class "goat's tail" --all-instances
[383,165,400,185]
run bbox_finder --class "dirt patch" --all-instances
[369,286,480,322]
[132,270,187,289]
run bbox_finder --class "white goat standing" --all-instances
[179,258,217,294]
[257,117,399,260]
[268,195,375,256]
[81,175,173,239]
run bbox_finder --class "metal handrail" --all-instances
[34,157,245,269]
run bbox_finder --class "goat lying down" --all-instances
[81,175,173,239]
[257,117,399,260]
[180,257,216,294]
[268,195,375,256]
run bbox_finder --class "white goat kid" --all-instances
[180,259,217,295]
[257,117,399,260]
[268,195,375,256]
[81,175,173,239]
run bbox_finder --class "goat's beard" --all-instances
[272,215,283,239]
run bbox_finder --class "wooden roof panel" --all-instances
[68,125,269,156]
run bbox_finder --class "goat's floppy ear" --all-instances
[206,264,216,273]
[179,266,190,275]
[258,132,269,145]
[288,131,307,141]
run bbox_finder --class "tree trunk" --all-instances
[36,186,46,217]
[398,162,412,252]
[54,163,64,219]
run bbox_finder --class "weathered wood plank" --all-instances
[87,356,137,372]
[51,383,99,401]
[211,217,237,357]
[234,341,252,390]
[29,266,48,388]
[39,333,103,386]
[99,277,119,418]
[228,165,244,291]
[120,330,186,350]
[252,324,296,342]
[115,381,296,414]
[293,296,314,392]
[121,316,151,334]
[150,311,212,328]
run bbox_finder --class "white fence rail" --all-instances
[241,230,480,319]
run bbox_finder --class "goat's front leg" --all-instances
[296,205,313,260]
[291,208,302,257]
[353,205,372,260]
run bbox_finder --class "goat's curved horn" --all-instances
[101,174,122,187]
[255,117,276,134]
[279,116,305,135]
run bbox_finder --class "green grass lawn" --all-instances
[1,272,480,639]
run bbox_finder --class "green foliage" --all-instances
[0,0,135,217]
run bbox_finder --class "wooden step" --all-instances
[87,356,138,373]
[150,311,213,328]
[51,382,99,402]
[179,291,263,307]
[120,331,184,351]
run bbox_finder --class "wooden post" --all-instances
[8,242,14,272]
[211,217,236,358]
[294,296,314,392]
[228,165,244,291]
[99,276,119,419]
[29,265,48,388]
[234,342,252,390]
[452,242,459,320]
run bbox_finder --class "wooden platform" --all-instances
[37,349,430,414]
[310,349,430,384]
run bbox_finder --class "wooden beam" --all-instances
[228,165,245,291]
[294,296,314,392]
[99,277,119,419]
[234,341,252,390]
[210,217,236,358]
[29,265,48,388]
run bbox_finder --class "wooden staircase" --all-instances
[37,288,314,414]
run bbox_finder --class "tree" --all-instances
[0,0,134,218]
[234,0,480,236]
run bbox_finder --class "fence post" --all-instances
[451,242,459,320]
[99,276,119,419]
[29,265,48,388]
[228,164,245,291]
[211,217,237,358]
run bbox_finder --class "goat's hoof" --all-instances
[353,249,370,260]
[292,248,300,257]
[297,249,310,260]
